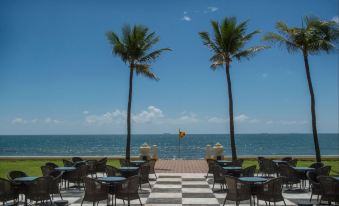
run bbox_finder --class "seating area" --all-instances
[1,158,338,206]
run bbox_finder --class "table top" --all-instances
[223,166,242,170]
[272,160,287,163]
[239,177,267,183]
[119,167,139,170]
[55,167,76,171]
[97,176,126,183]
[217,160,232,163]
[333,177,339,180]
[14,176,38,182]
[292,167,315,171]
[130,160,145,163]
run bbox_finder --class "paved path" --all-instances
[155,160,208,173]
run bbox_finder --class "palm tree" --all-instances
[106,25,171,161]
[264,16,339,162]
[199,17,267,161]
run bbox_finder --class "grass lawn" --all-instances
[1,159,338,178]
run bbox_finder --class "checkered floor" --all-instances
[14,173,322,206]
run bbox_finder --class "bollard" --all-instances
[139,143,151,160]
[152,145,158,160]
[213,142,224,160]
[205,144,212,159]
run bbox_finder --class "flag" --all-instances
[179,129,186,139]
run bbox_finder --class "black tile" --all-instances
[182,178,206,181]
[182,185,210,188]
[156,181,181,185]
[152,188,182,193]
[182,193,215,198]
[146,198,182,204]
[158,175,181,178]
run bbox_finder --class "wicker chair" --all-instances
[26,176,53,205]
[139,164,151,189]
[106,165,121,177]
[281,157,292,162]
[96,158,108,175]
[148,159,157,179]
[286,159,298,167]
[86,160,98,178]
[241,165,256,177]
[229,159,244,167]
[206,159,216,178]
[66,164,88,189]
[41,165,54,176]
[48,170,63,200]
[256,177,286,206]
[45,162,58,169]
[115,175,142,206]
[261,159,278,177]
[81,177,109,206]
[7,171,27,180]
[315,166,331,176]
[63,159,74,167]
[309,162,324,169]
[278,164,301,189]
[72,157,84,163]
[318,176,339,204]
[0,177,19,205]
[212,164,227,191]
[307,171,321,202]
[257,157,265,176]
[223,175,251,206]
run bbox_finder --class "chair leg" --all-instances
[283,200,286,206]
[138,197,142,206]
[148,181,152,188]
[81,198,84,206]
[223,195,227,206]
[212,182,215,190]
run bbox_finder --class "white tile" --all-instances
[148,192,182,198]
[182,181,208,185]
[182,188,212,193]
[153,184,182,188]
[182,198,219,204]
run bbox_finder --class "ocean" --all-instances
[0,134,338,159]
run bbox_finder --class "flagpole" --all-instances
[178,129,181,159]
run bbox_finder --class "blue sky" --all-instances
[0,0,338,134]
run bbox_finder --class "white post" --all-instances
[139,143,151,160]
[205,144,212,159]
[213,142,224,160]
[152,145,158,160]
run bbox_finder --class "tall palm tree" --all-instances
[199,17,267,161]
[264,16,339,162]
[106,25,171,161]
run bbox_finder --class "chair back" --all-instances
[148,159,156,174]
[257,157,265,173]
[286,159,298,167]
[229,159,244,167]
[139,164,150,183]
[212,164,225,181]
[86,160,97,173]
[242,165,256,177]
[315,166,331,176]
[72,157,83,163]
[119,159,129,167]
[7,171,27,180]
[0,177,18,199]
[83,177,108,196]
[225,175,251,199]
[309,162,324,169]
[207,159,216,172]
[261,177,283,195]
[41,165,54,176]
[45,162,58,169]
[106,165,120,177]
[96,158,107,173]
[317,176,339,202]
[26,176,52,201]
[63,159,74,167]
[262,159,278,175]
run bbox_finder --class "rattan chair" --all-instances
[307,171,321,202]
[286,159,298,167]
[229,159,244,167]
[86,160,97,178]
[309,162,324,169]
[0,177,19,205]
[261,159,278,177]
[41,165,54,176]
[206,159,216,178]
[81,177,109,206]
[139,164,151,189]
[66,164,88,189]
[45,162,58,169]
[148,159,157,180]
[72,157,84,163]
[315,166,331,176]
[223,175,251,206]
[26,176,53,205]
[48,170,63,200]
[115,175,142,206]
[212,164,226,191]
[281,157,292,162]
[106,165,121,177]
[257,156,265,176]
[96,158,108,175]
[256,177,286,206]
[63,159,74,167]
[278,164,301,189]
[119,159,129,167]
[7,171,27,180]
[241,165,256,177]
[318,176,339,204]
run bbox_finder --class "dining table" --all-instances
[97,176,127,206]
[13,176,39,206]
[239,177,268,206]
[130,160,146,166]
[223,166,243,177]
[119,167,139,177]
[54,167,76,172]
[217,160,232,166]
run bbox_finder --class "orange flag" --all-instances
[179,129,186,139]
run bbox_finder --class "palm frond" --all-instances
[134,64,159,80]
[263,32,299,53]
[209,53,225,70]
[198,31,221,53]
[233,46,269,61]
[139,48,172,63]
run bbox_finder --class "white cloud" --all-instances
[83,111,89,115]
[85,110,125,125]
[132,106,164,124]
[45,117,62,124]
[207,6,218,12]
[234,114,249,122]
[182,15,191,21]
[11,118,27,125]
[249,119,260,124]
[207,117,227,124]
[332,16,339,23]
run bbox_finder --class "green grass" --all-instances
[1,159,338,178]
[242,160,339,176]
[0,159,120,178]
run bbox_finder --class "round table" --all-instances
[217,160,232,166]
[239,177,268,206]
[54,167,76,172]
[292,167,315,172]
[273,160,287,165]
[119,167,139,177]
[223,167,243,177]
[97,176,127,183]
[13,176,38,182]
[130,160,146,166]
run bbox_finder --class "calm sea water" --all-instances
[0,134,338,159]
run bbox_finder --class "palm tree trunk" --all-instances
[126,65,134,162]
[225,62,237,161]
[303,50,321,162]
